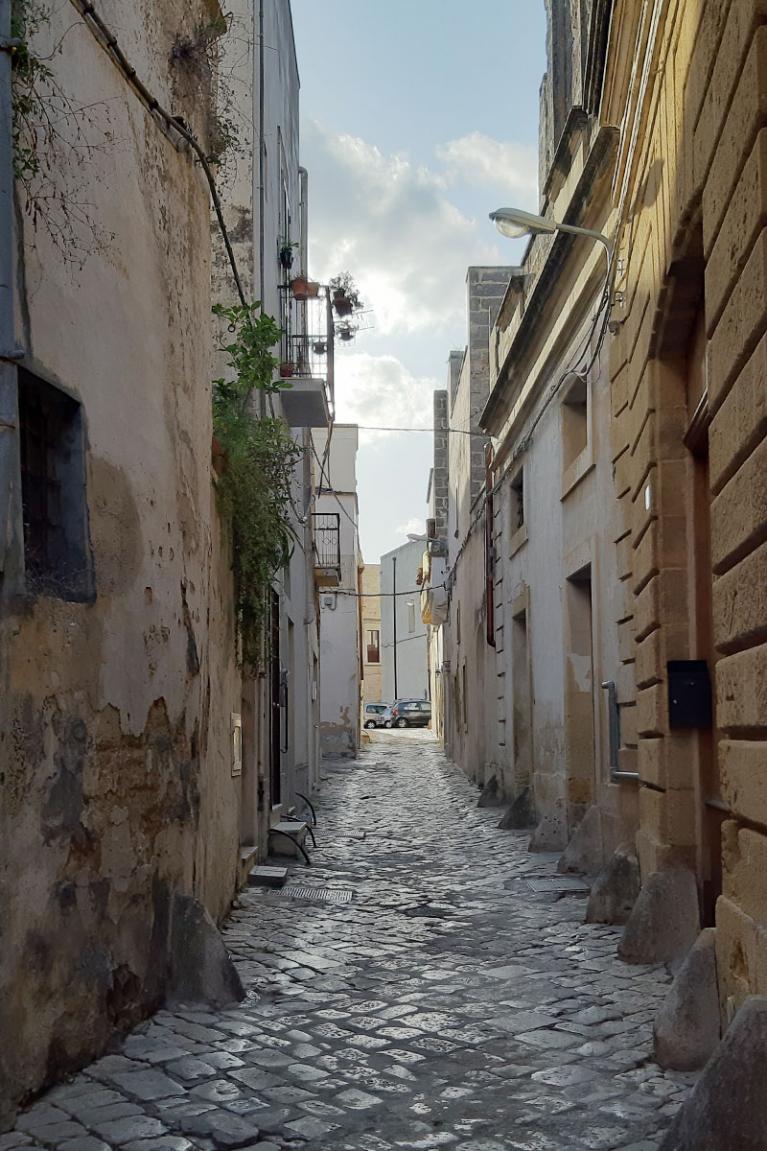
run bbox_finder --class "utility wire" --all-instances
[310,435,360,533]
[356,424,485,437]
[334,584,443,599]
[69,0,248,308]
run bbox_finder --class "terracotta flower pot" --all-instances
[291,277,320,301]
[332,288,353,317]
[279,362,295,378]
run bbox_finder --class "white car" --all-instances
[363,703,389,729]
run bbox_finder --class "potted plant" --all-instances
[290,275,320,301]
[279,239,298,270]
[329,271,361,316]
[337,323,355,343]
[313,339,327,355]
[279,360,295,378]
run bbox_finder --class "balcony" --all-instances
[277,335,332,429]
[312,512,341,587]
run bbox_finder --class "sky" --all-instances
[291,1,548,564]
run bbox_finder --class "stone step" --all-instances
[269,821,309,859]
[248,865,289,888]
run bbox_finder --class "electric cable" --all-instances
[69,0,248,309]
[355,423,484,436]
[334,584,444,599]
[310,433,359,533]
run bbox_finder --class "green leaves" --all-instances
[212,301,284,397]
[212,302,303,672]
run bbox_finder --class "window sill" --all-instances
[561,445,594,500]
[509,523,528,558]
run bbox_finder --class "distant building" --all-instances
[313,425,362,755]
[360,565,383,704]
[380,539,429,703]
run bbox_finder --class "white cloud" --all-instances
[396,516,426,538]
[332,350,438,443]
[436,132,539,202]
[303,121,503,336]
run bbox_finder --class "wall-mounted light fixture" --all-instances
[489,207,612,259]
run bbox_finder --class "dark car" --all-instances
[389,700,431,728]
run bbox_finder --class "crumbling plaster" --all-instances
[0,0,243,1123]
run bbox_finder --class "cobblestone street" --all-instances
[5,736,697,1151]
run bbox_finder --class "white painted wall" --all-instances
[380,539,429,703]
[313,426,361,755]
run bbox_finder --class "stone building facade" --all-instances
[0,0,321,1125]
[602,0,767,1027]
[380,537,429,705]
[426,0,767,1104]
[313,424,362,756]
[360,564,383,706]
[215,0,322,838]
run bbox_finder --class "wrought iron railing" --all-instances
[285,334,330,379]
[312,512,340,569]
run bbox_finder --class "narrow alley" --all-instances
[6,735,695,1151]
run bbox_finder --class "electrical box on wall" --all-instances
[667,661,712,729]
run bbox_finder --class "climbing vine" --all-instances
[10,0,114,264]
[212,303,303,672]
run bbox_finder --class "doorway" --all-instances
[269,590,282,808]
[511,596,533,801]
[565,563,596,825]
[685,337,722,925]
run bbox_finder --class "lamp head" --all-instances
[490,207,557,240]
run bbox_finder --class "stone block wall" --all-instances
[606,0,767,1018]
[433,391,449,541]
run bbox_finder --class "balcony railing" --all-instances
[312,512,341,586]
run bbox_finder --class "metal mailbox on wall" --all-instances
[667,660,712,729]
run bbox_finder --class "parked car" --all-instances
[381,698,418,727]
[363,703,389,729]
[388,699,432,728]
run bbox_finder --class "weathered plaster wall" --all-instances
[0,0,244,1122]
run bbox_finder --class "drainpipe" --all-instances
[0,0,23,594]
[298,166,308,277]
[257,0,265,420]
[392,555,398,700]
[601,680,640,781]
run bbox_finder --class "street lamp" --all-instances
[490,207,612,259]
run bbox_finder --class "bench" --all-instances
[268,820,312,865]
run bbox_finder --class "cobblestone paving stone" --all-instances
[5,734,698,1151]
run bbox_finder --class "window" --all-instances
[562,375,589,472]
[510,466,525,534]
[407,600,415,633]
[18,369,93,601]
[366,629,380,663]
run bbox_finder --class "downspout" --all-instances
[601,680,639,781]
[298,166,308,277]
[392,555,398,700]
[257,0,265,420]
[0,0,23,595]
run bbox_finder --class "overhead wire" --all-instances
[334,584,443,599]
[70,2,329,562]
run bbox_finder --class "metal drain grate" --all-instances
[279,886,354,904]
